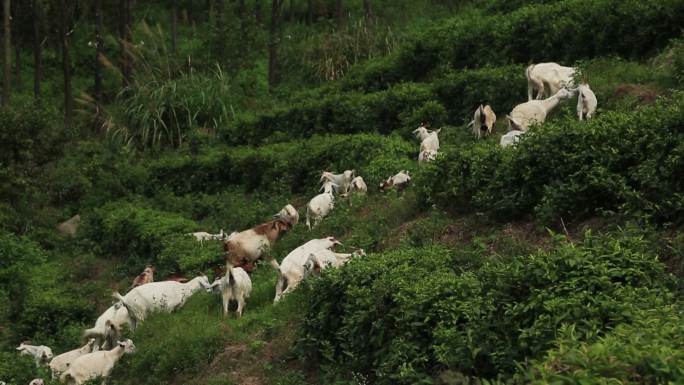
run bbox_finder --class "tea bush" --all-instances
[419,92,684,224]
[84,201,197,275]
[370,0,684,88]
[299,232,672,384]
[147,133,415,195]
[523,305,684,384]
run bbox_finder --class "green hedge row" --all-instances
[298,232,673,384]
[148,133,416,195]
[346,0,684,91]
[223,65,525,146]
[418,92,684,224]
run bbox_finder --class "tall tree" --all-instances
[267,0,283,89]
[31,0,41,102]
[94,0,104,130]
[3,0,11,107]
[60,0,73,128]
[11,0,19,91]
[171,0,178,55]
[306,0,313,24]
[255,0,262,24]
[363,0,372,19]
[335,0,344,28]
[119,0,131,87]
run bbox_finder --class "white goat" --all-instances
[413,124,441,161]
[29,380,44,385]
[211,267,252,317]
[306,181,337,230]
[49,339,96,379]
[320,170,355,195]
[573,83,597,120]
[349,176,367,194]
[60,339,135,385]
[311,249,367,270]
[274,237,342,302]
[112,275,212,328]
[507,88,575,132]
[499,130,525,148]
[224,204,299,273]
[526,62,576,100]
[187,229,225,245]
[16,343,53,367]
[379,171,411,192]
[83,304,132,351]
[468,104,497,138]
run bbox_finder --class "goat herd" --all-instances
[8,61,595,385]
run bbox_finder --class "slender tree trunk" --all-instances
[268,0,283,89]
[3,0,11,107]
[95,0,104,131]
[171,0,178,55]
[238,0,247,67]
[255,0,262,24]
[207,0,213,24]
[119,0,131,87]
[60,0,73,129]
[306,0,313,25]
[11,0,19,91]
[31,0,41,102]
[335,0,344,28]
[363,0,372,19]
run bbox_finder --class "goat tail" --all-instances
[525,63,535,81]
[112,292,139,327]
[228,267,235,287]
[305,204,313,231]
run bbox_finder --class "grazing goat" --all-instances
[274,237,342,302]
[60,339,135,385]
[413,123,441,162]
[468,105,497,138]
[187,229,225,245]
[211,267,252,317]
[379,171,411,192]
[224,204,299,273]
[113,275,212,329]
[130,265,155,289]
[311,249,366,271]
[16,343,53,367]
[507,88,575,132]
[56,214,80,238]
[320,170,355,196]
[526,62,576,100]
[306,181,337,230]
[573,83,597,120]
[49,339,96,379]
[348,176,367,194]
[83,305,132,351]
[499,130,525,148]
[29,380,44,385]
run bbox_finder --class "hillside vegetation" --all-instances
[1,0,684,385]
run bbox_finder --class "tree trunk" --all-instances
[267,0,283,89]
[3,0,11,107]
[95,0,104,131]
[306,0,312,25]
[60,0,72,129]
[255,0,262,24]
[31,0,41,102]
[363,0,372,19]
[119,0,131,87]
[238,0,247,66]
[171,0,177,55]
[335,0,344,28]
[11,0,19,91]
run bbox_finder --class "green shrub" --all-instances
[84,201,197,274]
[522,305,684,384]
[147,133,415,195]
[419,92,684,224]
[299,232,672,384]
[0,352,39,385]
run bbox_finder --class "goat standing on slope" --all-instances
[306,180,337,230]
[211,267,252,317]
[507,88,576,132]
[468,104,497,138]
[573,83,597,120]
[526,62,576,100]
